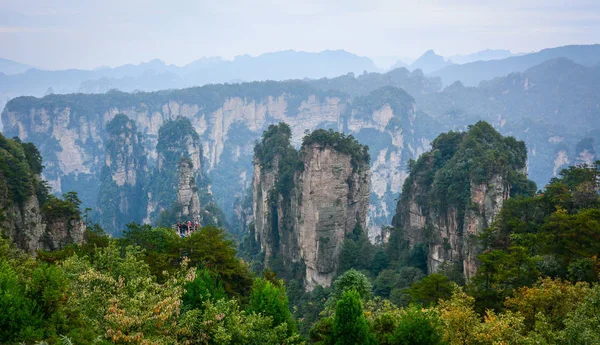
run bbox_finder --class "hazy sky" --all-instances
[1,0,599,70]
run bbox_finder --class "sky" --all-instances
[1,0,599,70]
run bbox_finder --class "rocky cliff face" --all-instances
[391,122,533,281]
[2,84,429,235]
[0,134,85,253]
[293,144,370,290]
[146,117,205,224]
[96,114,147,233]
[94,115,221,233]
[3,194,86,253]
[397,174,509,280]
[252,156,279,262]
[252,125,370,290]
[177,158,201,220]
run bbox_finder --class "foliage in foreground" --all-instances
[0,225,302,344]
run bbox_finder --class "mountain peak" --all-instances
[410,50,452,74]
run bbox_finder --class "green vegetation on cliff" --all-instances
[96,114,147,234]
[0,134,81,225]
[0,134,41,205]
[302,128,370,169]
[400,121,534,219]
[156,116,200,168]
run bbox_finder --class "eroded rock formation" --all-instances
[177,158,201,220]
[391,122,533,281]
[1,84,428,235]
[0,134,85,253]
[252,124,370,290]
[96,114,147,233]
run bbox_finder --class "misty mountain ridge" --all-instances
[384,49,519,74]
[0,58,34,75]
[2,44,600,132]
[408,50,454,74]
[0,49,380,96]
[431,44,600,86]
[447,49,520,64]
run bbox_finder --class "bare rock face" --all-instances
[97,114,148,233]
[144,117,205,224]
[399,175,509,280]
[252,126,370,290]
[1,181,85,254]
[0,134,86,254]
[43,218,86,251]
[461,175,509,279]
[177,159,201,220]
[106,119,143,187]
[293,144,370,290]
[252,157,279,262]
[4,192,47,253]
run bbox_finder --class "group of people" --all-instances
[176,221,199,237]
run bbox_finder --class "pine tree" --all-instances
[248,278,297,335]
[333,289,374,345]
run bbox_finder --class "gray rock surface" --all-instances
[253,143,370,290]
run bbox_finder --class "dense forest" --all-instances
[1,127,600,344]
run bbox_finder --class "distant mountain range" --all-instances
[0,50,381,97]
[0,50,381,130]
[431,44,600,86]
[0,58,34,75]
[447,49,519,64]
[2,44,600,130]
[386,49,520,73]
[408,50,453,74]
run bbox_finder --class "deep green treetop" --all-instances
[332,269,373,301]
[156,116,200,168]
[398,121,534,222]
[254,122,294,169]
[0,134,37,205]
[248,277,297,335]
[333,289,374,345]
[301,128,370,169]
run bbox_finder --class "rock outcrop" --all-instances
[0,134,85,253]
[391,122,533,281]
[252,125,370,290]
[4,194,86,253]
[146,117,205,224]
[94,115,223,233]
[293,144,370,289]
[177,158,201,220]
[96,114,147,234]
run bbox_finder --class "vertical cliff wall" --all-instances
[252,124,370,290]
[96,114,148,234]
[0,134,85,253]
[1,84,432,235]
[177,158,201,220]
[293,143,370,289]
[146,117,204,224]
[391,122,534,281]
